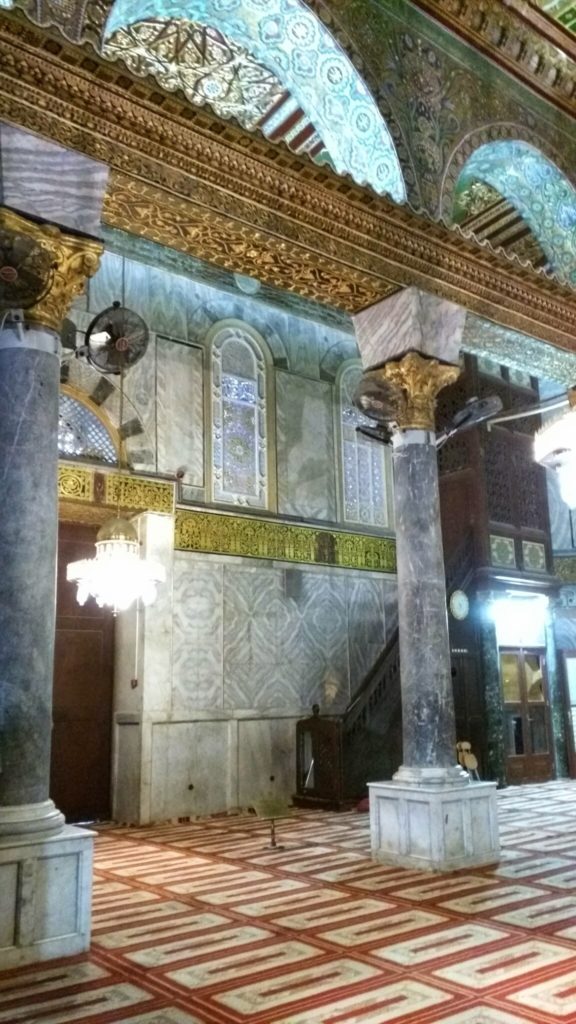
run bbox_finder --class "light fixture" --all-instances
[66,516,165,615]
[65,304,165,613]
[534,398,576,508]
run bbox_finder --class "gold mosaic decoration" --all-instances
[104,472,175,514]
[58,463,94,503]
[175,510,396,574]
[58,462,175,517]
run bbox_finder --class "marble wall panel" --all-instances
[156,337,204,486]
[112,722,141,824]
[554,608,576,650]
[345,575,387,689]
[276,372,336,521]
[547,469,573,552]
[172,555,224,712]
[124,259,189,343]
[150,721,230,818]
[88,250,124,314]
[237,718,297,809]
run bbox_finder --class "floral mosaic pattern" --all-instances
[454,141,576,284]
[104,0,406,200]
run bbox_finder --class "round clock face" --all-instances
[450,589,469,620]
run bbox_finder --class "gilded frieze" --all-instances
[175,510,397,574]
[58,462,175,518]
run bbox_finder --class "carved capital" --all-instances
[0,207,102,331]
[359,351,460,431]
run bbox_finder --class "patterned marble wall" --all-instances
[276,373,337,521]
[172,552,397,717]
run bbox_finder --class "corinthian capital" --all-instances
[0,207,102,332]
[358,350,461,431]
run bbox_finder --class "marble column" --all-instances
[0,125,107,966]
[353,289,500,870]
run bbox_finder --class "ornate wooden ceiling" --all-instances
[1,7,576,352]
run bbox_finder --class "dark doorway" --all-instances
[51,522,115,822]
[500,648,553,784]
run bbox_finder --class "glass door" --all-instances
[500,648,553,784]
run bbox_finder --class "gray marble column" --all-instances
[392,429,464,783]
[0,328,64,835]
[353,290,499,870]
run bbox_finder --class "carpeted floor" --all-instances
[3,781,576,1023]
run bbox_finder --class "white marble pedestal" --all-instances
[0,825,94,968]
[369,779,500,871]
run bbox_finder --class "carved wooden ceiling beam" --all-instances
[1,14,576,351]
[410,0,576,118]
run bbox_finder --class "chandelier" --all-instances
[534,402,576,509]
[66,515,166,615]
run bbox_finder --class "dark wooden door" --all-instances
[51,522,115,822]
[500,648,553,784]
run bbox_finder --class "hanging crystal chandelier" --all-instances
[66,516,166,615]
[534,403,576,509]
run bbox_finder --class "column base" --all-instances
[0,824,94,968]
[368,778,500,872]
[0,799,65,839]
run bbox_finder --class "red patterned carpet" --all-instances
[4,781,576,1023]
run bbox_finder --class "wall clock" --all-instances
[449,589,469,620]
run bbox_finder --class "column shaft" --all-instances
[393,431,457,774]
[0,333,61,814]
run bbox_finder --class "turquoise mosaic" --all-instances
[105,0,406,201]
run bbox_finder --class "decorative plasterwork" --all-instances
[409,0,576,118]
[554,554,576,582]
[2,18,576,350]
[175,508,397,573]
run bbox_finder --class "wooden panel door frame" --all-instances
[500,646,554,784]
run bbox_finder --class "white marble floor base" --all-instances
[0,824,94,968]
[369,779,500,871]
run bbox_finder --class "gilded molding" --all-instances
[554,555,576,584]
[1,21,576,347]
[58,461,175,517]
[362,352,461,431]
[0,207,102,330]
[175,510,397,574]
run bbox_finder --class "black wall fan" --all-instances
[84,301,149,374]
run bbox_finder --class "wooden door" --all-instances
[51,523,115,822]
[500,648,553,784]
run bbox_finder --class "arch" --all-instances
[206,318,274,508]
[105,0,406,201]
[450,140,576,284]
[440,123,572,219]
[59,384,119,465]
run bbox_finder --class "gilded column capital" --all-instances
[359,350,461,431]
[0,206,102,331]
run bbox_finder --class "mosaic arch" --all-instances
[452,140,576,285]
[105,0,406,201]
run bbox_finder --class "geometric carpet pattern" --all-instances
[4,781,576,1023]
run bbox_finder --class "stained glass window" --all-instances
[211,324,267,507]
[58,391,118,465]
[340,365,388,528]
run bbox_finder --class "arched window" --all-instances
[58,386,118,465]
[339,364,390,528]
[209,321,269,507]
